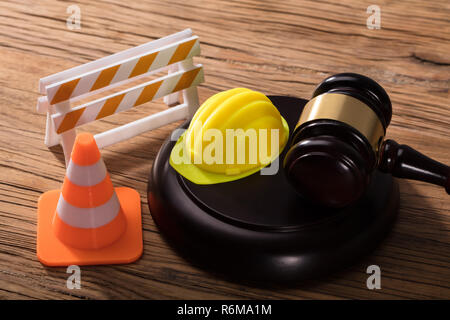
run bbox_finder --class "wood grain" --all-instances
[0,0,449,299]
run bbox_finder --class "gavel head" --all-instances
[283,73,392,208]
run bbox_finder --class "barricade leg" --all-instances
[178,59,200,117]
[53,101,76,166]
[164,64,180,106]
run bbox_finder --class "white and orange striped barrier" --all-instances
[36,29,204,165]
[37,132,143,266]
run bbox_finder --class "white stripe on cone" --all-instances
[66,159,107,186]
[56,192,121,229]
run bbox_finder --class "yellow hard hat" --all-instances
[170,88,289,184]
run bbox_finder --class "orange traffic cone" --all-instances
[37,132,143,266]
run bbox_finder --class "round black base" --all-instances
[148,96,399,283]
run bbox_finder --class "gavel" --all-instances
[283,73,449,208]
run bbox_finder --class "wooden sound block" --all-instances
[147,96,399,283]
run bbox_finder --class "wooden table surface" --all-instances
[0,0,449,299]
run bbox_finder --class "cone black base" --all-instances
[147,96,400,283]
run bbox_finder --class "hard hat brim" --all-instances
[169,117,289,185]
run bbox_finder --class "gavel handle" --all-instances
[379,139,449,194]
